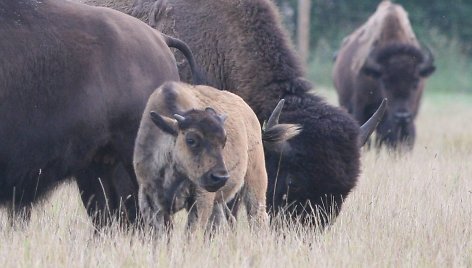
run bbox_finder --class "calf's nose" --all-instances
[210,171,230,184]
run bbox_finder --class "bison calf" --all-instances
[133,82,299,232]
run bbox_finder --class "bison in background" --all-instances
[0,0,200,227]
[134,81,300,232]
[333,1,436,149]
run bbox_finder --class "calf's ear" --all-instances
[150,111,178,136]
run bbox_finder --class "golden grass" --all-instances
[1,89,471,267]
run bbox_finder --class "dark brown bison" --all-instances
[134,81,300,232]
[333,1,435,149]
[80,0,383,228]
[0,0,200,227]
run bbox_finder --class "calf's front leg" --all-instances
[186,189,215,233]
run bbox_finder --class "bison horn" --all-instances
[359,98,387,147]
[266,99,285,129]
[173,114,186,124]
[205,107,217,115]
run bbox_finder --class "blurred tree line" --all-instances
[275,0,472,55]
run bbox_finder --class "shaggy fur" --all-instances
[0,0,197,227]
[333,1,435,149]
[80,0,362,227]
[134,81,299,231]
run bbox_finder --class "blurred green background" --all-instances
[274,0,472,93]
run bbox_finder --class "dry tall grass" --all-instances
[1,90,471,267]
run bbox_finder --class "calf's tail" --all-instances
[163,34,206,85]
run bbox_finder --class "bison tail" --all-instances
[262,123,302,150]
[163,34,207,85]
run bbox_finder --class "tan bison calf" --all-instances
[133,81,299,231]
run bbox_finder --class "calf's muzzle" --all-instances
[201,169,230,192]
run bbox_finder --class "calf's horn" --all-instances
[359,98,387,147]
[174,114,186,124]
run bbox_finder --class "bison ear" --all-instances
[150,111,178,136]
[419,65,436,77]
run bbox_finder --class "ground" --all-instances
[1,88,471,267]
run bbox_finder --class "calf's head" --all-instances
[362,43,435,148]
[150,107,229,192]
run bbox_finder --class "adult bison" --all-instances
[82,0,384,228]
[0,0,200,227]
[333,1,435,149]
[134,82,299,232]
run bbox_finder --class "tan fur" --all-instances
[134,82,269,231]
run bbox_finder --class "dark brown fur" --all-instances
[0,0,196,227]
[333,1,435,149]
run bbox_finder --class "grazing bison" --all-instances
[0,0,200,227]
[134,81,299,231]
[81,0,383,227]
[333,1,435,149]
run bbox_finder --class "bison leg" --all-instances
[224,193,241,227]
[225,191,241,217]
[108,163,140,225]
[76,165,116,228]
[242,151,269,227]
[138,184,172,233]
[204,203,229,234]
[76,161,138,228]
[289,194,344,229]
[186,189,215,233]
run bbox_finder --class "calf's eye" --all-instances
[186,138,198,148]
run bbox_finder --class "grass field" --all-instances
[1,87,471,267]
